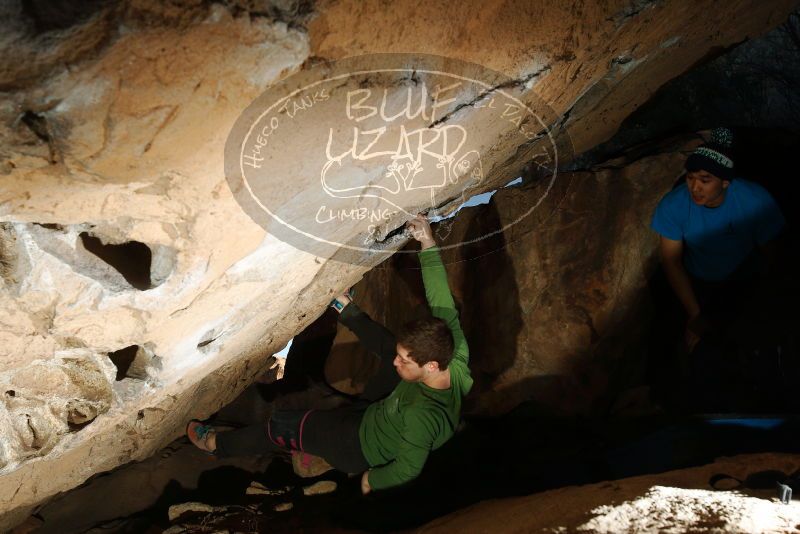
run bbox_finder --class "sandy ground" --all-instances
[419,452,800,533]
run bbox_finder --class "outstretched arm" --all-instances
[406,215,469,367]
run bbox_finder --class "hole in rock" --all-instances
[67,419,94,432]
[79,232,153,290]
[197,328,228,352]
[20,111,51,143]
[108,346,138,380]
[197,335,217,350]
[107,345,152,381]
[6,390,15,397]
[34,222,64,231]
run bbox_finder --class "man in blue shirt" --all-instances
[651,131,785,349]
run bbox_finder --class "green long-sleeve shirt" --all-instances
[359,246,472,490]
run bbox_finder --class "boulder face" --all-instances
[0,0,796,527]
[326,139,691,416]
[307,0,799,155]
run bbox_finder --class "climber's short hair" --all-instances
[397,318,454,370]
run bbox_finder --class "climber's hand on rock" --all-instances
[406,214,435,250]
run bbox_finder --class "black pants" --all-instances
[647,265,758,409]
[216,303,400,472]
[215,403,371,473]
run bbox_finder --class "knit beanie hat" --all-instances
[685,127,735,181]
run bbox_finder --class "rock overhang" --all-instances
[0,0,797,527]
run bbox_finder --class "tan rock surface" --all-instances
[0,4,327,527]
[308,0,800,154]
[0,0,796,528]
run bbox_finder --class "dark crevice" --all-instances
[222,0,316,30]
[108,345,138,381]
[377,223,409,244]
[67,419,94,432]
[26,414,43,450]
[197,330,222,351]
[21,0,113,34]
[20,110,60,164]
[20,111,50,143]
[34,222,64,231]
[428,65,552,129]
[80,232,153,290]
[108,345,152,381]
[197,337,216,349]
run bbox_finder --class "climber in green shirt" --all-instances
[186,214,472,494]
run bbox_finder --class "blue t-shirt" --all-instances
[651,179,785,281]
